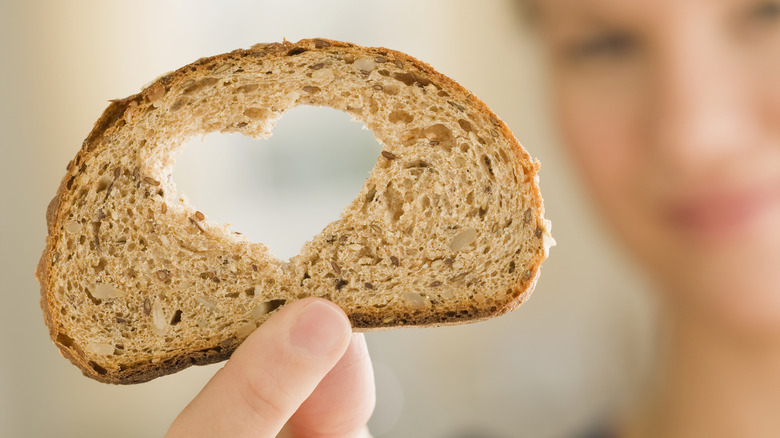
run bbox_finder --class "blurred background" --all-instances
[0,1,654,437]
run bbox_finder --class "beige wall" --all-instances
[0,1,653,437]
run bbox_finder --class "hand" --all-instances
[165,298,376,438]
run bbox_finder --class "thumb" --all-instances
[166,298,353,438]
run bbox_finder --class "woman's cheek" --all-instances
[556,78,668,265]
[557,81,642,216]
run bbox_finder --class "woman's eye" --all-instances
[738,1,780,38]
[564,32,638,62]
[749,0,780,21]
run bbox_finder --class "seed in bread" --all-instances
[36,38,553,384]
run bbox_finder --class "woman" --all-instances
[165,0,780,436]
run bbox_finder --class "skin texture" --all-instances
[534,0,780,437]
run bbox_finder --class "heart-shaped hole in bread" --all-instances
[173,106,382,261]
[38,39,550,383]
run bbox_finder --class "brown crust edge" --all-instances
[36,38,549,384]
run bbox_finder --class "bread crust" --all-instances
[37,38,550,384]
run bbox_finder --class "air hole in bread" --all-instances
[388,109,413,124]
[88,361,108,375]
[170,309,182,325]
[56,332,75,348]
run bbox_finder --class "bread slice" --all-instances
[36,38,553,384]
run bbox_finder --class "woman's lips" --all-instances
[668,185,780,243]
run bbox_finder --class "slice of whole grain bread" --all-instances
[36,38,553,384]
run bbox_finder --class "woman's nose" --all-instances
[650,16,757,183]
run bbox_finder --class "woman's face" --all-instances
[538,0,780,331]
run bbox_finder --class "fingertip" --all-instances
[290,298,352,357]
[295,297,351,322]
[236,297,351,359]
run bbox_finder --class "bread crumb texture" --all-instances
[37,39,551,383]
